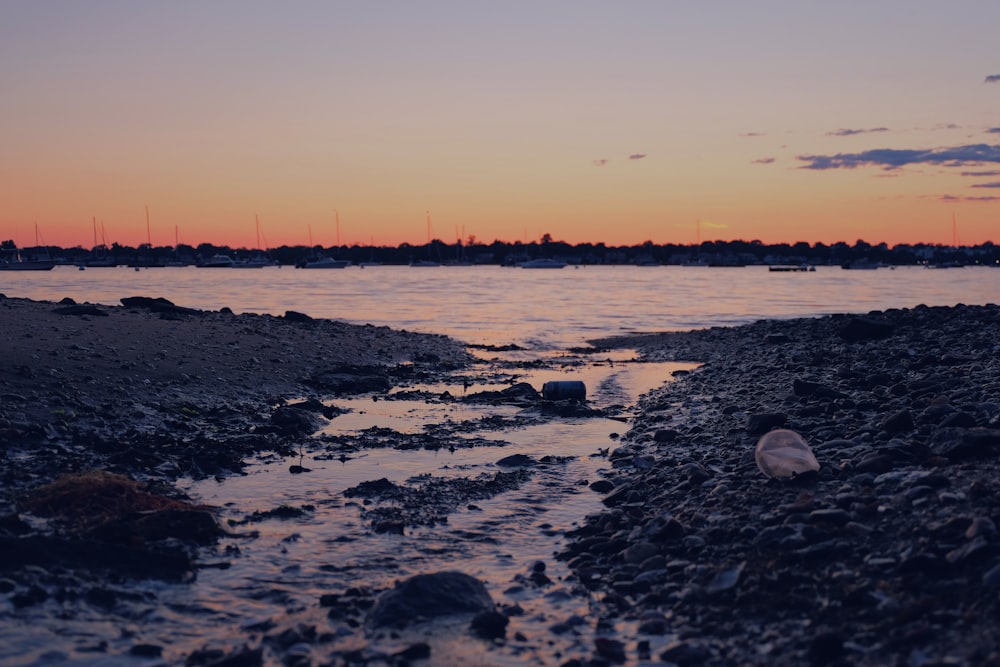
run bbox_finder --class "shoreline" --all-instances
[572,303,1000,665]
[3,296,1000,665]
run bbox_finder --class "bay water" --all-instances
[4,264,997,349]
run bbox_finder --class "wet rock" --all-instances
[270,406,327,435]
[366,571,496,630]
[746,412,787,435]
[807,630,845,666]
[929,427,1000,459]
[589,479,615,493]
[705,561,744,594]
[393,643,431,661]
[304,371,391,395]
[837,316,895,342]
[470,610,509,639]
[653,428,679,442]
[497,453,536,467]
[880,409,915,433]
[120,296,202,316]
[0,535,193,580]
[52,304,108,317]
[593,636,627,662]
[282,310,313,323]
[792,378,846,399]
[659,640,711,665]
[129,644,163,658]
[764,333,791,345]
[622,541,658,565]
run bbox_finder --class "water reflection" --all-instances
[167,356,694,663]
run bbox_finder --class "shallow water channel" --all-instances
[17,353,695,666]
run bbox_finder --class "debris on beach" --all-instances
[754,428,821,478]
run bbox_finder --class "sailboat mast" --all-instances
[93,217,98,247]
[256,214,261,250]
[335,210,341,247]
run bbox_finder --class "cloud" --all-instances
[971,181,1000,188]
[961,170,1000,176]
[798,143,1000,170]
[740,132,766,137]
[592,159,609,167]
[986,74,1000,83]
[827,127,889,137]
[701,222,729,229]
[752,157,776,164]
[942,194,1000,202]
[987,127,1000,133]
[628,154,647,160]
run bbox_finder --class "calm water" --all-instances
[4,264,998,348]
[5,264,999,665]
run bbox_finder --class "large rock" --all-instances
[366,571,496,630]
[120,296,202,316]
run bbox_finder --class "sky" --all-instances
[1,1,998,249]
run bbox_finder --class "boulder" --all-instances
[366,571,496,630]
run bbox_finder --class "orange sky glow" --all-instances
[2,2,998,250]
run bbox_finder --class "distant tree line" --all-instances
[6,235,1000,267]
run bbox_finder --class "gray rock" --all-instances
[747,412,787,435]
[880,409,914,433]
[837,317,895,342]
[929,427,1000,459]
[366,571,495,630]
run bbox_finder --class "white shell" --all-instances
[755,429,820,478]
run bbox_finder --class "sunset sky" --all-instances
[2,1,998,249]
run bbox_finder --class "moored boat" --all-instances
[519,258,567,269]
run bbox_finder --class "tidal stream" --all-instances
[10,350,694,666]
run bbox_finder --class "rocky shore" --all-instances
[4,295,1000,666]
[568,303,1000,666]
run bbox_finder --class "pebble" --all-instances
[559,304,1000,665]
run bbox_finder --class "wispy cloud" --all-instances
[985,74,1000,83]
[592,159,608,167]
[740,132,766,137]
[961,170,1000,177]
[971,181,1000,188]
[827,127,889,137]
[942,194,1000,202]
[752,157,775,164]
[798,143,1000,170]
[987,127,1000,133]
[628,154,647,160]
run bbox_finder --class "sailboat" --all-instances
[297,212,352,268]
[0,224,56,271]
[233,216,277,268]
[410,211,441,266]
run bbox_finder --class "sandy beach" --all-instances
[3,295,1000,665]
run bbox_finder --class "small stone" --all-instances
[747,413,787,435]
[966,517,997,539]
[129,644,163,658]
[660,640,711,665]
[880,409,914,433]
[589,480,615,493]
[470,610,508,639]
[594,637,627,662]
